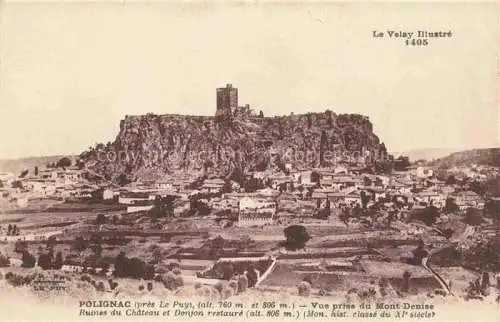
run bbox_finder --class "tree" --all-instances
[11,181,23,189]
[221,262,234,281]
[402,270,411,292]
[418,206,440,226]
[209,236,225,258]
[73,236,88,252]
[125,257,147,279]
[46,235,57,249]
[53,252,63,269]
[259,110,264,118]
[315,207,330,220]
[56,157,72,168]
[0,252,9,267]
[14,239,27,253]
[394,156,410,171]
[149,196,167,218]
[445,175,457,185]
[95,214,107,225]
[283,225,311,251]
[21,250,36,268]
[189,198,211,217]
[443,197,459,214]
[319,130,328,166]
[246,264,258,287]
[114,251,128,278]
[361,191,371,209]
[470,180,487,197]
[464,207,483,226]
[165,195,176,217]
[310,171,320,184]
[34,166,39,176]
[411,240,429,263]
[117,174,131,186]
[19,170,29,178]
[93,244,103,258]
[38,253,52,270]
[325,109,333,127]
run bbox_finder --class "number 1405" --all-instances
[406,39,429,46]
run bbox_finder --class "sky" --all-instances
[0,2,498,159]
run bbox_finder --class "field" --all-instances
[0,197,497,319]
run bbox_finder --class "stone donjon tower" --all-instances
[216,84,238,118]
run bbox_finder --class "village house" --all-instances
[296,170,313,185]
[331,175,357,190]
[22,178,57,196]
[118,191,154,205]
[344,190,361,206]
[319,177,333,188]
[453,190,484,210]
[333,165,349,174]
[363,187,387,202]
[311,189,347,208]
[269,175,294,191]
[102,188,115,200]
[237,196,277,227]
[415,189,446,208]
[415,166,434,179]
[56,168,83,184]
[38,169,58,180]
[200,178,226,194]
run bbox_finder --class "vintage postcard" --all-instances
[0,1,498,322]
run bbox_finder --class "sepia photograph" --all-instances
[0,1,499,321]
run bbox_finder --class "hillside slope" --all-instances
[430,148,500,168]
[0,155,69,176]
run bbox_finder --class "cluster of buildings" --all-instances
[0,165,98,209]
[89,158,494,229]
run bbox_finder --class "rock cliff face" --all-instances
[80,111,387,183]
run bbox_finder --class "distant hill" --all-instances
[0,155,73,176]
[430,148,500,168]
[392,148,460,162]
